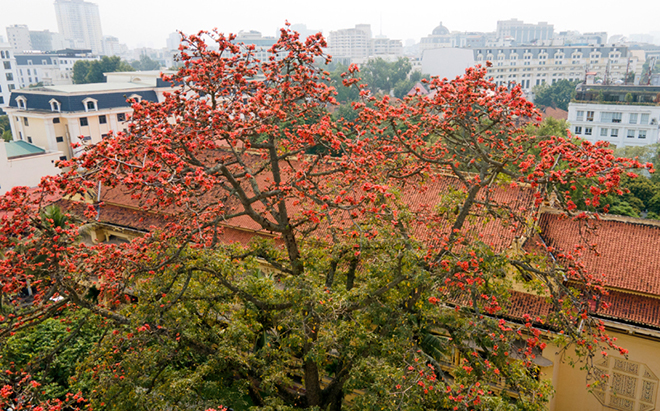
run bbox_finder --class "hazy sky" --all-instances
[0,0,657,49]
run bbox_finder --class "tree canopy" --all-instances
[531,79,578,110]
[0,27,648,411]
[72,56,134,84]
[130,55,162,71]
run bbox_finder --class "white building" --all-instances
[475,45,641,94]
[0,140,63,194]
[14,50,98,88]
[496,19,553,45]
[54,0,104,55]
[327,24,402,63]
[567,85,660,148]
[6,25,32,52]
[3,71,174,160]
[0,43,18,109]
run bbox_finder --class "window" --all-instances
[641,113,649,125]
[576,110,584,121]
[639,130,647,139]
[59,156,67,161]
[53,118,60,124]
[600,128,608,137]
[601,112,622,123]
[5,73,13,81]
[627,129,635,138]
[80,117,89,126]
[49,99,61,112]
[82,97,98,112]
[101,134,109,139]
[610,129,618,137]
[586,111,594,121]
[3,61,10,69]
[629,113,638,124]
[23,117,29,126]
[99,115,107,124]
[56,136,64,143]
[27,69,31,75]
[574,126,582,134]
[27,136,32,143]
[117,113,126,122]
[585,127,592,135]
[0,97,3,105]
[16,96,26,109]
[82,136,92,142]
[8,84,15,91]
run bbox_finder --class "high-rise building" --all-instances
[0,43,18,109]
[54,0,103,55]
[496,19,553,45]
[6,25,33,52]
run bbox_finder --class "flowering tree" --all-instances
[0,26,649,410]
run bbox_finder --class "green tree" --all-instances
[73,56,134,84]
[0,115,11,142]
[130,55,161,71]
[532,79,578,110]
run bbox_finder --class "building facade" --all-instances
[6,25,32,52]
[54,0,104,55]
[567,84,660,147]
[3,72,172,160]
[0,140,63,194]
[13,50,97,88]
[496,19,554,45]
[475,45,641,94]
[327,24,402,63]
[0,43,18,109]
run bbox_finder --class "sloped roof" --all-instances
[538,212,660,296]
[4,141,46,158]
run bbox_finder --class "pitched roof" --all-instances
[538,212,660,296]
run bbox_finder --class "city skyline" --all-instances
[1,0,659,50]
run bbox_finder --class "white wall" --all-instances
[0,143,63,195]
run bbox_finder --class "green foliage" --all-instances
[130,55,162,71]
[532,79,578,110]
[0,115,11,142]
[0,309,105,402]
[524,117,570,138]
[73,56,134,84]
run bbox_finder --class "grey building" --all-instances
[54,0,104,55]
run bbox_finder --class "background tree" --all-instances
[0,115,11,142]
[73,56,134,84]
[532,79,578,110]
[130,55,162,71]
[0,28,646,411]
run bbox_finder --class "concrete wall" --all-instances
[0,143,63,194]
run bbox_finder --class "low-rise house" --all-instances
[0,140,63,194]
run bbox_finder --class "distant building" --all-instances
[6,25,32,52]
[289,24,321,40]
[496,19,553,45]
[3,71,174,159]
[475,45,641,94]
[568,84,660,147]
[0,43,18,109]
[54,0,104,55]
[29,30,66,52]
[14,50,98,88]
[166,32,181,51]
[420,22,451,50]
[327,24,402,63]
[421,48,475,79]
[234,31,278,62]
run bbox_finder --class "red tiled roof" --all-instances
[538,213,660,296]
[541,107,568,121]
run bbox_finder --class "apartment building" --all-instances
[496,19,553,45]
[567,84,660,147]
[14,50,97,88]
[54,0,104,55]
[0,43,18,109]
[327,24,402,63]
[475,45,641,93]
